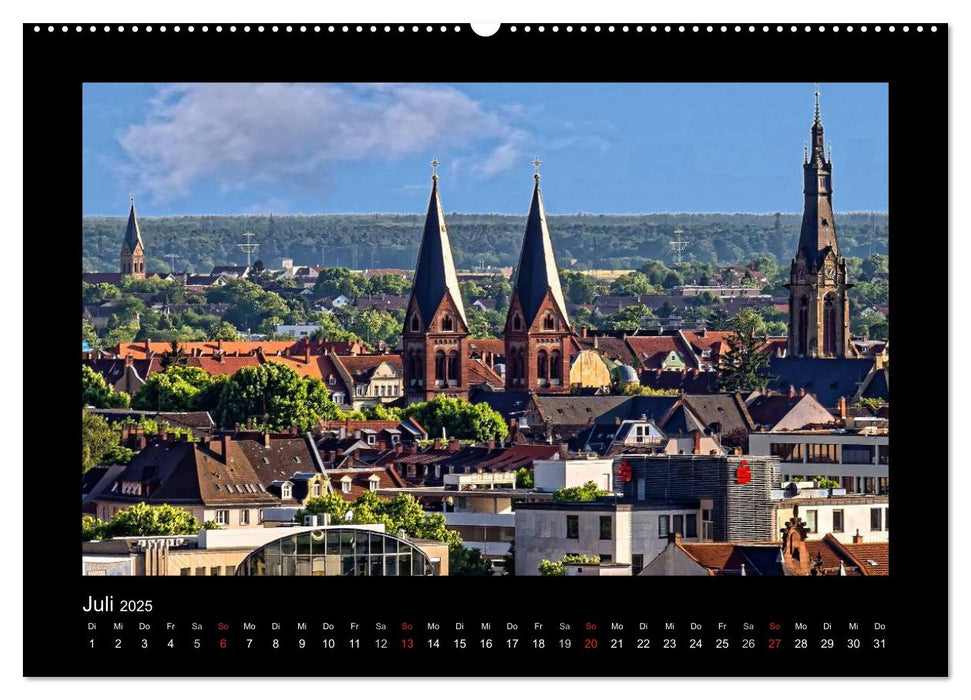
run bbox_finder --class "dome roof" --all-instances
[617,364,639,383]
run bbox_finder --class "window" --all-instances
[672,514,684,535]
[863,477,876,495]
[179,568,191,576]
[658,515,670,538]
[806,443,839,464]
[636,478,646,501]
[240,509,250,526]
[770,443,804,463]
[441,315,453,332]
[367,434,376,445]
[550,350,561,380]
[599,516,612,540]
[210,567,221,576]
[870,508,883,531]
[215,510,229,525]
[512,314,522,331]
[195,567,206,576]
[701,507,713,541]
[878,445,890,465]
[410,315,419,332]
[884,508,889,530]
[341,479,352,494]
[224,566,234,575]
[632,554,644,575]
[313,483,322,497]
[841,444,875,464]
[544,314,555,330]
[329,376,336,386]
[599,554,612,564]
[832,509,844,533]
[537,349,548,380]
[878,477,889,495]
[805,509,818,533]
[685,514,698,538]
[281,483,292,499]
[434,465,441,479]
[566,515,579,539]
[369,477,380,492]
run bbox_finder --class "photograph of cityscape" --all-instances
[80,82,890,578]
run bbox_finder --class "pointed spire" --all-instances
[813,83,821,125]
[512,164,569,327]
[122,195,144,254]
[408,167,467,328]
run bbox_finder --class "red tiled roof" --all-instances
[467,338,505,356]
[332,354,403,382]
[324,466,405,501]
[626,335,698,370]
[467,359,504,388]
[115,339,363,360]
[840,542,890,576]
[475,444,559,471]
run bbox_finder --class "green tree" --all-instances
[449,544,494,576]
[81,319,100,350]
[309,312,358,342]
[361,403,404,420]
[717,309,773,392]
[515,467,534,488]
[538,554,600,576]
[132,366,218,412]
[82,365,131,408]
[82,282,122,304]
[100,444,138,466]
[402,394,508,442]
[214,362,341,431]
[861,253,889,279]
[99,503,201,538]
[367,273,410,296]
[466,309,505,338]
[82,411,119,472]
[82,514,107,542]
[348,308,400,348]
[560,269,598,304]
[605,304,652,330]
[500,542,516,576]
[313,267,368,299]
[610,271,657,297]
[206,278,291,332]
[553,480,608,501]
[208,320,240,341]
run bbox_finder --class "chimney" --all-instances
[558,442,570,460]
[593,335,599,349]
[217,338,223,352]
[837,396,847,421]
[138,435,147,450]
[409,444,419,455]
[700,328,707,338]
[447,438,461,452]
[159,424,168,441]
[234,422,241,434]
[788,385,796,398]
[852,530,864,544]
[305,341,311,364]
[144,338,151,354]
[691,430,702,455]
[487,439,496,450]
[220,433,230,456]
[290,424,298,436]
[799,388,805,397]
[581,327,588,338]
[264,431,271,448]
[509,418,518,442]
[395,444,403,455]
[433,438,442,450]
[327,450,337,462]
[124,353,134,368]
[733,447,742,456]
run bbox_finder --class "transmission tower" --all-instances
[669,228,690,265]
[238,232,259,267]
[164,253,180,272]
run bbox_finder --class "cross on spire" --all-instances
[532,156,542,180]
[430,158,440,181]
[813,83,821,124]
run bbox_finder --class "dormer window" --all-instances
[367,434,376,445]
[281,483,292,499]
[328,376,336,386]
[368,475,380,491]
[313,482,322,497]
[341,476,352,494]
[442,315,453,332]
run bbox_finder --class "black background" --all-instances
[23,22,947,677]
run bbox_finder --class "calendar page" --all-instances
[23,21,946,677]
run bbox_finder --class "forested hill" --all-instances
[82,211,889,274]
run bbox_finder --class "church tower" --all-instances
[402,162,470,403]
[120,196,146,279]
[786,87,853,358]
[504,160,573,393]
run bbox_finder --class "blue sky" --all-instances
[82,82,887,216]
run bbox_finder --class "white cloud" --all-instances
[117,83,529,203]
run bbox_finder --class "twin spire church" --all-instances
[402,160,573,403]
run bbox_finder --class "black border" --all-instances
[24,22,947,677]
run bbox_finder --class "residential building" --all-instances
[93,430,329,528]
[748,428,889,495]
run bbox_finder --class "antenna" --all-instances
[238,232,260,267]
[669,228,690,265]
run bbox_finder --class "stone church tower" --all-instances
[504,164,574,393]
[786,88,853,358]
[120,197,146,279]
[402,166,470,403]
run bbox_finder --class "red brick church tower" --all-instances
[504,160,573,393]
[402,162,470,403]
[786,86,853,358]
[120,196,146,279]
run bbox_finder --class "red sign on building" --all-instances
[735,459,752,485]
[617,459,632,483]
